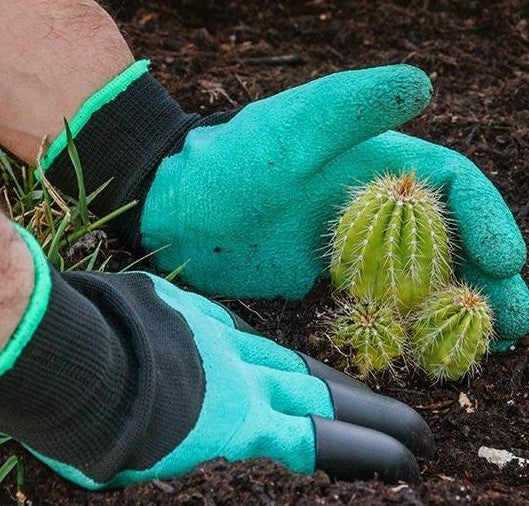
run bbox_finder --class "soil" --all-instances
[2,0,529,504]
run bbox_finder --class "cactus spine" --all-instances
[329,298,406,376]
[330,172,452,312]
[410,284,492,381]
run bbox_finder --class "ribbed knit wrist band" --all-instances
[42,60,236,251]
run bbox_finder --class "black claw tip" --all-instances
[313,416,421,483]
[327,381,435,459]
[298,353,371,391]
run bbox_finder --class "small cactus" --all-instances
[328,298,407,377]
[410,284,493,381]
[330,172,452,312]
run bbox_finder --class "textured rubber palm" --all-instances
[28,274,334,490]
[142,64,433,299]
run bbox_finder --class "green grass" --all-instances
[1,121,186,276]
[0,125,137,501]
[2,150,129,271]
[0,437,24,505]
[3,126,141,271]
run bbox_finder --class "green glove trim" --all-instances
[0,225,51,376]
[40,59,150,172]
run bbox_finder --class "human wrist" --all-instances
[0,222,50,366]
[0,0,134,164]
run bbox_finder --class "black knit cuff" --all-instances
[0,269,205,483]
[46,72,236,252]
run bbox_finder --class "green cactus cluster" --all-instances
[327,172,493,381]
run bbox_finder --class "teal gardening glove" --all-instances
[0,225,433,489]
[42,60,529,351]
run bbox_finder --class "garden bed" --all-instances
[2,0,529,503]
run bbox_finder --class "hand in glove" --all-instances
[0,226,434,489]
[322,131,529,351]
[43,61,528,349]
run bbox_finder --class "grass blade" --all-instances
[65,178,114,224]
[119,244,171,272]
[16,459,24,489]
[47,212,71,266]
[86,178,114,205]
[0,456,18,483]
[86,241,103,271]
[165,259,190,282]
[98,255,114,272]
[16,459,25,505]
[64,118,89,226]
[65,255,92,272]
[60,200,138,249]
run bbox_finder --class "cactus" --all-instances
[330,172,452,312]
[328,298,407,376]
[409,284,493,381]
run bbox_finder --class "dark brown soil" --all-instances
[2,0,529,504]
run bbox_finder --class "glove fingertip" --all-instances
[359,63,433,129]
[470,233,527,279]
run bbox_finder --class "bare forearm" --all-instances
[0,0,133,164]
[0,215,34,350]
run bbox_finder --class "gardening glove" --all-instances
[41,60,528,350]
[0,225,434,490]
[41,60,432,298]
